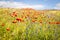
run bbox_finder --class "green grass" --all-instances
[0,8,60,40]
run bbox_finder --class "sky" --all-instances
[0,0,60,10]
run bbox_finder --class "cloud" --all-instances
[0,1,44,10]
[54,3,60,9]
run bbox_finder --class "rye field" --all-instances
[0,8,60,40]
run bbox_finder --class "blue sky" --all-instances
[0,0,60,10]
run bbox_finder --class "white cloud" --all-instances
[54,3,60,9]
[0,1,44,10]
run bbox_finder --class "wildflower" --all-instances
[39,20,42,23]
[56,22,60,24]
[32,19,36,22]
[11,11,17,17]
[12,20,17,23]
[16,18,24,22]
[1,23,5,26]
[6,28,10,31]
[49,22,56,24]
[25,16,27,18]
[16,18,22,21]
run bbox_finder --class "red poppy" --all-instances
[16,18,22,21]
[1,23,5,26]
[32,20,36,22]
[13,13,17,17]
[13,11,16,14]
[27,14,29,17]
[40,21,42,23]
[25,16,27,18]
[39,20,42,23]
[33,15,38,19]
[56,22,60,24]
[6,28,10,31]
[12,20,17,23]
[49,22,52,24]
[10,14,14,17]
[11,12,17,17]
[49,22,56,24]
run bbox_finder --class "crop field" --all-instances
[0,8,60,40]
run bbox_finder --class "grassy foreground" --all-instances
[0,8,60,40]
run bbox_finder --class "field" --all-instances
[0,8,60,40]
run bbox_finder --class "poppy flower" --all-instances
[11,12,17,17]
[33,15,38,19]
[49,22,56,24]
[27,14,29,17]
[14,14,17,17]
[13,11,16,14]
[56,22,60,24]
[1,23,5,26]
[6,28,10,31]
[39,20,42,23]
[11,14,17,17]
[10,14,14,17]
[40,21,42,23]
[16,18,24,22]
[12,20,17,23]
[49,22,52,24]
[24,16,27,18]
[13,13,17,17]
[32,20,36,22]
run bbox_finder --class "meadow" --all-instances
[0,8,60,40]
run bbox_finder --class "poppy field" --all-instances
[0,8,60,40]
